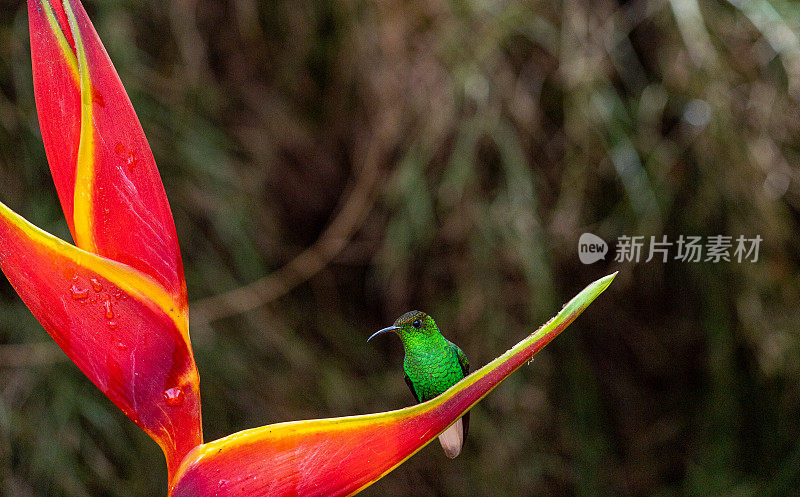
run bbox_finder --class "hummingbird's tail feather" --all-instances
[438,417,464,458]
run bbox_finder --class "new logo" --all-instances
[578,233,608,264]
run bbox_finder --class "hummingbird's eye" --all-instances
[412,319,422,329]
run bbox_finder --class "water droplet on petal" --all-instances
[92,88,105,108]
[108,320,118,329]
[163,387,184,406]
[70,285,89,300]
[116,341,127,350]
[218,479,229,489]
[125,152,137,171]
[104,299,114,319]
[90,278,102,292]
[114,142,138,172]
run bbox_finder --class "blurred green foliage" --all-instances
[0,0,800,495]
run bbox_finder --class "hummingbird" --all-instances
[368,310,470,458]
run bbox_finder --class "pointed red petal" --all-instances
[28,0,186,305]
[0,201,201,481]
[170,275,616,497]
[28,0,79,233]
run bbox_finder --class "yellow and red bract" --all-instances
[0,202,200,479]
[29,0,186,301]
[0,1,615,495]
[169,273,615,497]
[12,0,201,482]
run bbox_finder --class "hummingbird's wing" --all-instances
[454,344,469,377]
[404,373,421,403]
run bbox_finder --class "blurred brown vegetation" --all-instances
[1,0,800,495]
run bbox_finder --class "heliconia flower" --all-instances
[6,0,201,481]
[0,0,616,495]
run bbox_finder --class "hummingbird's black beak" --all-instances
[367,325,401,342]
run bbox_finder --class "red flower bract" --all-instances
[0,1,616,495]
[169,272,616,496]
[0,202,201,479]
[17,0,201,481]
[29,0,187,300]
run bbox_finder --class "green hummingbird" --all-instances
[369,310,470,458]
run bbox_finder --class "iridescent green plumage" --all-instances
[369,310,470,458]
